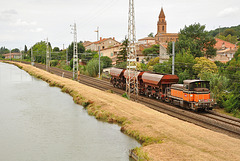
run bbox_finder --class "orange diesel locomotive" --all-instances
[166,80,214,111]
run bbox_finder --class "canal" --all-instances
[0,62,140,161]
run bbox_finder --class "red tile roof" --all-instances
[3,53,21,56]
[215,38,236,50]
[94,38,108,44]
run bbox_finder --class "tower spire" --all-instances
[159,7,165,18]
[157,7,167,34]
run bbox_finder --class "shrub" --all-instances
[50,60,58,67]
[86,58,103,77]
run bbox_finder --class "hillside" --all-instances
[208,25,240,44]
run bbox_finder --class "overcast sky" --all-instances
[0,0,239,50]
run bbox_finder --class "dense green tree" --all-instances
[200,72,229,107]
[208,25,240,38]
[30,41,52,63]
[193,57,218,78]
[0,47,10,54]
[24,45,28,53]
[100,56,112,68]
[225,48,240,113]
[11,48,20,53]
[223,28,236,37]
[80,52,97,64]
[168,23,216,58]
[142,44,159,56]
[217,34,238,44]
[153,51,195,83]
[117,37,128,64]
[146,57,159,70]
[53,47,60,52]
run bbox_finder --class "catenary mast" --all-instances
[71,23,78,80]
[126,0,138,99]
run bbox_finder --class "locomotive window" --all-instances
[186,85,189,90]
[190,82,210,90]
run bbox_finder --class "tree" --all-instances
[193,57,218,78]
[24,45,28,53]
[100,56,112,68]
[153,50,196,83]
[223,51,240,115]
[200,72,229,107]
[30,41,52,63]
[223,28,236,37]
[0,47,10,54]
[67,42,85,60]
[53,47,60,52]
[217,34,238,44]
[11,48,20,53]
[168,23,216,58]
[142,44,159,56]
[117,37,128,64]
[148,32,154,37]
[146,57,159,70]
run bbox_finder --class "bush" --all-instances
[116,61,127,68]
[86,59,103,77]
[50,60,58,67]
[101,56,112,68]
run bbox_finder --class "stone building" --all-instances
[155,8,178,45]
[138,37,156,45]
[85,37,121,51]
[3,53,22,59]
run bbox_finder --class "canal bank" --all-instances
[5,61,240,161]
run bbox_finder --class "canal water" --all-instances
[0,62,140,161]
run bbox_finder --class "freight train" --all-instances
[110,67,214,111]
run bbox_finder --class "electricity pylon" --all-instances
[126,0,138,99]
[71,23,78,80]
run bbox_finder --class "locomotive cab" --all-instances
[183,80,214,110]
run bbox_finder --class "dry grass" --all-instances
[9,61,240,161]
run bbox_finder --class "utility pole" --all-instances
[71,22,78,80]
[20,48,22,60]
[219,26,221,36]
[126,0,138,99]
[172,41,175,75]
[159,43,161,63]
[46,38,50,71]
[31,47,34,66]
[95,27,101,78]
[66,48,68,65]
[10,49,11,60]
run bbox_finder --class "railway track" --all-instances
[13,61,240,139]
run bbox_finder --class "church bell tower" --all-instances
[157,7,167,34]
